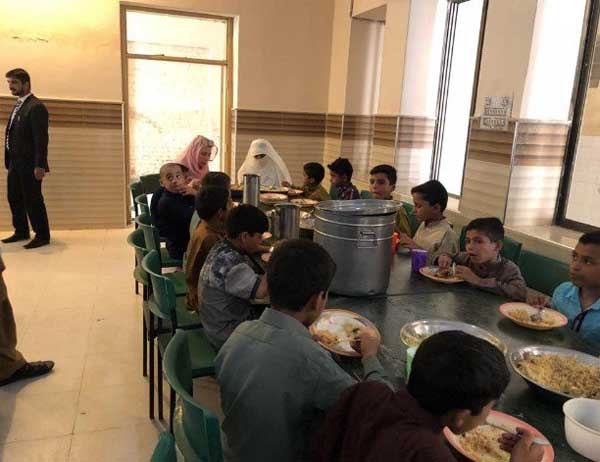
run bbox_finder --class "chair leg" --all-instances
[158,349,164,421]
[169,387,175,433]
[135,280,139,295]
[142,316,148,377]
[149,314,155,420]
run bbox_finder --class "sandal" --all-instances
[0,360,55,386]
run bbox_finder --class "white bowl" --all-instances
[563,398,600,461]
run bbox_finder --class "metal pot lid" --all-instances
[315,199,401,216]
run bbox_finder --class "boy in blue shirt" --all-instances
[535,230,600,343]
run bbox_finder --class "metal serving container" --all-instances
[243,174,260,207]
[272,203,300,240]
[400,319,508,354]
[313,199,401,296]
[509,345,600,403]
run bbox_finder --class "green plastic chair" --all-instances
[130,181,144,223]
[459,226,523,263]
[401,202,420,236]
[135,193,151,217]
[126,228,151,378]
[518,250,570,296]
[360,190,373,199]
[150,432,177,462]
[329,185,339,200]
[141,173,161,194]
[135,214,185,276]
[164,329,222,462]
[143,251,214,423]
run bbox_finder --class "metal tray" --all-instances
[509,345,600,403]
[400,319,508,354]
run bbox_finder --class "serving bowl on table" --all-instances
[260,193,288,205]
[444,410,554,462]
[261,185,289,194]
[499,302,568,331]
[287,188,304,196]
[400,319,507,354]
[290,198,318,208]
[563,398,600,461]
[509,345,600,403]
[309,309,380,358]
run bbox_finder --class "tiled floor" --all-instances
[0,228,220,462]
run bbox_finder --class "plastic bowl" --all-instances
[563,398,600,461]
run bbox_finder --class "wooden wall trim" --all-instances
[0,96,122,129]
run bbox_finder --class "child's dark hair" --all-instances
[202,171,231,189]
[159,162,185,177]
[195,186,229,220]
[267,239,336,311]
[370,164,397,186]
[579,230,600,246]
[411,180,448,212]
[408,331,509,416]
[304,162,325,184]
[327,157,354,181]
[465,217,504,243]
[226,204,269,239]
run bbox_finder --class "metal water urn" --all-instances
[243,174,260,207]
[273,203,300,240]
[313,199,401,296]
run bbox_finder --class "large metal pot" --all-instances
[313,199,401,296]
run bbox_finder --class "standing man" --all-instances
[3,68,50,249]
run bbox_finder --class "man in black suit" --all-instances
[3,68,50,249]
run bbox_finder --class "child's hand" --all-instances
[351,328,380,359]
[437,254,453,269]
[398,233,418,249]
[527,293,551,309]
[499,428,544,462]
[281,181,291,188]
[454,266,480,284]
[179,184,197,196]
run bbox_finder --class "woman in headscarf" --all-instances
[237,139,292,187]
[176,135,217,191]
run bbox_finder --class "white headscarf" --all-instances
[237,139,292,187]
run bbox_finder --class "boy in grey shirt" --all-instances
[198,204,269,350]
[215,239,389,462]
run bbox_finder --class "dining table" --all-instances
[326,252,600,462]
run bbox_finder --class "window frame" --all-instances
[555,0,600,233]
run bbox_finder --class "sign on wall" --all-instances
[480,96,513,130]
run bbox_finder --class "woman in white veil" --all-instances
[237,139,292,187]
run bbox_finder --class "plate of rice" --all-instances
[499,302,568,331]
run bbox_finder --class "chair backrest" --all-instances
[401,202,420,235]
[150,432,177,462]
[140,173,161,194]
[518,249,570,296]
[459,226,523,263]
[126,228,149,273]
[164,330,223,462]
[136,214,161,254]
[142,251,176,320]
[135,193,151,216]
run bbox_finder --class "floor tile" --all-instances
[0,435,71,462]
[81,352,144,392]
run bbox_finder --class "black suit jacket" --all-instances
[4,94,50,172]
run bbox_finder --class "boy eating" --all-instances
[153,162,195,260]
[437,218,527,301]
[282,162,330,202]
[198,204,269,350]
[399,180,458,264]
[189,171,232,236]
[369,164,412,236]
[184,186,231,310]
[328,157,360,200]
[316,331,543,462]
[534,230,600,343]
[215,239,388,462]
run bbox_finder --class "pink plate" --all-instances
[444,410,554,462]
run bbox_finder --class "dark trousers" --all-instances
[7,168,50,240]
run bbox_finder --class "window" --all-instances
[557,0,600,231]
[121,6,233,179]
[431,0,487,197]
